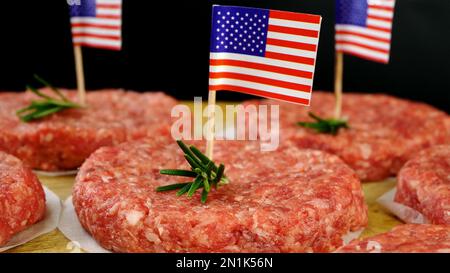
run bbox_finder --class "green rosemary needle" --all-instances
[297,112,349,135]
[16,75,82,122]
[156,140,229,204]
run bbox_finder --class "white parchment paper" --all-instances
[0,186,62,252]
[59,196,363,253]
[59,197,110,253]
[377,188,427,224]
[342,229,364,245]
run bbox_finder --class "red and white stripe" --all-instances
[336,0,395,63]
[70,0,122,50]
[209,11,322,105]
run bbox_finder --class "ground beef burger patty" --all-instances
[245,92,449,181]
[0,151,46,246]
[73,137,367,253]
[395,145,450,225]
[0,90,177,171]
[338,224,450,253]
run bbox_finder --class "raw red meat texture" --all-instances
[73,135,367,253]
[338,224,450,253]
[244,92,450,181]
[395,145,450,225]
[0,90,177,171]
[0,151,46,246]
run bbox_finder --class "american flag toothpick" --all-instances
[68,0,123,105]
[206,5,322,159]
[333,0,396,118]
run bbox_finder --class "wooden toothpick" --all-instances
[334,51,344,119]
[73,45,86,106]
[205,90,217,160]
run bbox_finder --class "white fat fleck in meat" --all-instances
[125,210,144,226]
[153,216,165,236]
[366,241,382,253]
[235,210,247,221]
[234,195,244,201]
[307,199,330,209]
[262,199,274,205]
[254,228,270,239]
[192,229,211,246]
[355,161,371,168]
[144,200,153,210]
[144,230,161,244]
[96,128,108,140]
[224,245,241,252]
[325,223,335,236]
[108,202,120,214]
[126,176,138,184]
[251,214,270,239]
[408,179,420,188]
[101,175,113,184]
[293,161,306,170]
[359,144,372,160]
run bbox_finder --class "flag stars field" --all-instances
[212,9,269,55]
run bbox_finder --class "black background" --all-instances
[0,0,449,112]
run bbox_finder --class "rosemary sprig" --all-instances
[156,140,229,203]
[297,112,349,135]
[16,75,82,122]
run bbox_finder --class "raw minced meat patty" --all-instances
[244,92,450,181]
[0,151,45,246]
[395,145,450,225]
[0,89,177,171]
[73,133,368,253]
[338,224,450,253]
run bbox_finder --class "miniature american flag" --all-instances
[68,0,122,50]
[209,5,322,106]
[335,0,396,63]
